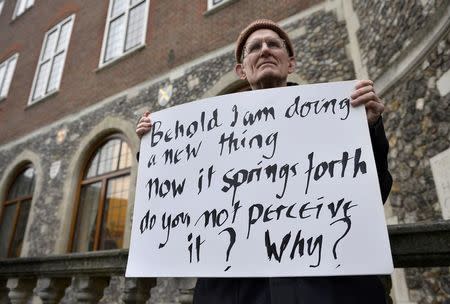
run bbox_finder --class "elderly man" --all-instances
[136,19,392,304]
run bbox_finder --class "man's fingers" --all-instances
[366,101,385,125]
[136,111,153,139]
[366,100,385,115]
[136,126,152,138]
[136,111,151,125]
[139,117,151,124]
[352,80,384,125]
[351,91,378,106]
[354,79,373,90]
[136,126,151,134]
[351,85,374,100]
[137,122,152,129]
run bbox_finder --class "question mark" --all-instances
[330,216,352,268]
[219,227,236,272]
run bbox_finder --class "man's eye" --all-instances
[267,40,281,48]
[247,42,261,53]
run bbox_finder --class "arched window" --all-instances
[70,135,132,252]
[0,166,35,258]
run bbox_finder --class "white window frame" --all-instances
[0,53,19,101]
[207,0,232,11]
[99,0,150,68]
[28,14,75,105]
[13,0,34,19]
[0,0,5,15]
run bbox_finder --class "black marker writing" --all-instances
[147,154,157,168]
[285,96,350,121]
[151,109,222,147]
[162,142,202,165]
[146,177,186,201]
[197,165,216,194]
[187,233,205,263]
[222,161,298,205]
[159,212,191,249]
[264,229,323,267]
[304,148,367,194]
[230,104,276,127]
[140,209,156,234]
[218,131,278,159]
[246,197,356,239]
[195,208,229,228]
[219,227,236,271]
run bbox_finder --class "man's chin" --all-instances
[250,72,287,89]
[255,70,284,83]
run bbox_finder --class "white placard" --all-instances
[126,81,393,277]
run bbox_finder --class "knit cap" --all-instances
[235,19,294,63]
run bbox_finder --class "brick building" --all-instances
[0,0,449,303]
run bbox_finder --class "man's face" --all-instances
[236,29,295,89]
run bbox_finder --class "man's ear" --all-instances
[235,64,246,79]
[287,56,296,74]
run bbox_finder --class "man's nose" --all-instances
[260,42,271,56]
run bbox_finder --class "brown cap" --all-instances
[235,19,295,63]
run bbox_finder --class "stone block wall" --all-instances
[285,10,355,82]
[383,31,450,224]
[382,29,450,304]
[354,1,450,302]
[353,0,447,80]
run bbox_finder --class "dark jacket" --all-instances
[194,117,393,304]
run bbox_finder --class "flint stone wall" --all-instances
[353,0,447,80]
[381,19,450,304]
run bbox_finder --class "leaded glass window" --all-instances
[29,14,75,104]
[0,0,5,15]
[0,166,35,258]
[71,135,132,252]
[13,0,33,18]
[0,53,19,99]
[207,0,232,11]
[101,0,149,65]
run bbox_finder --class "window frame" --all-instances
[68,134,132,253]
[0,0,5,15]
[98,0,150,68]
[0,53,19,101]
[12,0,34,19]
[28,14,75,105]
[0,164,35,258]
[207,0,233,11]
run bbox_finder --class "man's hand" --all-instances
[350,80,385,126]
[136,111,152,139]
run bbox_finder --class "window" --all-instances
[100,0,149,66]
[0,166,35,258]
[29,14,75,104]
[13,0,33,18]
[207,0,232,11]
[0,53,18,100]
[0,0,5,15]
[70,135,132,252]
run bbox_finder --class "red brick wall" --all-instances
[0,0,323,144]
